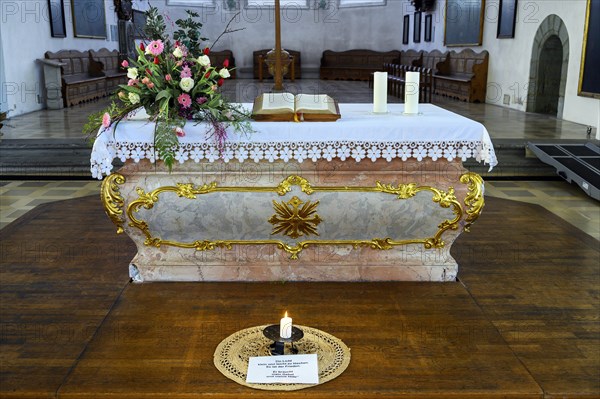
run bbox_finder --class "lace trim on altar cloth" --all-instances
[91,140,497,179]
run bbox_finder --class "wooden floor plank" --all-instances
[454,197,600,398]
[0,197,135,398]
[58,282,541,398]
[1,195,598,398]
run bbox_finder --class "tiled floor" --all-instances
[1,79,598,239]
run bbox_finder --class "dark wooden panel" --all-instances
[71,0,106,38]
[579,0,600,98]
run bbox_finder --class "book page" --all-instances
[295,94,337,115]
[258,92,296,114]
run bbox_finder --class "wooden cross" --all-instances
[273,0,283,90]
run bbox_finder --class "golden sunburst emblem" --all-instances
[268,196,322,239]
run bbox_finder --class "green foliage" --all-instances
[144,7,167,42]
[173,10,208,56]
[154,118,180,171]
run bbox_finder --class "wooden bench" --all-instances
[433,49,489,103]
[385,64,433,102]
[209,50,236,79]
[419,49,447,71]
[43,50,106,107]
[320,49,401,81]
[401,50,423,67]
[253,49,300,81]
[90,48,127,97]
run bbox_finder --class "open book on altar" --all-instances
[252,93,341,122]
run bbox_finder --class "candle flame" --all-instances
[284,311,288,318]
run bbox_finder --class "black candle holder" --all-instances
[262,324,304,356]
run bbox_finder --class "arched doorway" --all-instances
[535,35,563,115]
[527,15,569,119]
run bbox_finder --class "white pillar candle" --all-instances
[373,72,388,113]
[280,311,292,339]
[404,71,420,115]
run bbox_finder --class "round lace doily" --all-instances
[213,324,351,391]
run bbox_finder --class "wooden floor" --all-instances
[0,195,598,398]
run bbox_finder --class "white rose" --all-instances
[127,68,138,79]
[197,55,210,67]
[219,68,230,79]
[173,47,183,58]
[179,77,194,92]
[128,92,140,104]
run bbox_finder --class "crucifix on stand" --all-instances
[264,0,291,92]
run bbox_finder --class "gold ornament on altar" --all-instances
[269,196,322,239]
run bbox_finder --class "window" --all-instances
[166,0,215,6]
[246,0,309,8]
[338,0,386,7]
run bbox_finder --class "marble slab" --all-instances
[102,158,484,282]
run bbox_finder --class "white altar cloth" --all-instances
[91,103,497,179]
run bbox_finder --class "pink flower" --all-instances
[196,96,207,104]
[121,60,129,68]
[147,40,164,56]
[141,77,150,84]
[165,74,172,81]
[177,93,192,108]
[147,82,155,89]
[180,66,192,78]
[175,127,185,137]
[102,112,111,128]
[127,79,138,86]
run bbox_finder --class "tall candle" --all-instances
[404,71,420,114]
[280,311,292,339]
[373,72,388,113]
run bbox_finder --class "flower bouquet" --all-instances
[84,7,251,170]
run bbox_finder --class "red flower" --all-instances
[204,47,210,55]
[140,43,145,51]
[223,59,229,68]
[153,57,159,65]
[175,40,181,47]
[146,68,152,76]
[204,71,211,79]
[218,78,224,87]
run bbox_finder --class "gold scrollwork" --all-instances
[460,172,485,232]
[276,175,314,196]
[100,173,126,234]
[375,182,419,199]
[123,175,464,259]
[269,196,322,239]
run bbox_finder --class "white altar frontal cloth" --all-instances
[91,103,497,179]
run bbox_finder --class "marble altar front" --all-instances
[95,104,495,282]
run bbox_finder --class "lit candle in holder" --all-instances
[280,311,292,339]
[404,71,420,115]
[373,72,388,113]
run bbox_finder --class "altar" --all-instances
[93,103,496,282]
